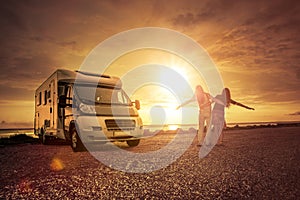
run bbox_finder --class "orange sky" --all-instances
[0,0,299,127]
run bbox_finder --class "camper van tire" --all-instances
[40,128,50,145]
[70,128,85,152]
[126,139,140,147]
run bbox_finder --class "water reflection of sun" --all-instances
[168,124,179,130]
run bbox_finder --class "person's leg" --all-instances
[205,113,224,146]
[199,112,224,158]
[206,111,212,135]
[218,132,224,145]
[217,121,226,145]
[198,112,205,145]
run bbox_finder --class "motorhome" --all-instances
[34,69,143,151]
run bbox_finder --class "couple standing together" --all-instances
[177,85,254,146]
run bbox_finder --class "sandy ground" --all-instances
[0,127,299,199]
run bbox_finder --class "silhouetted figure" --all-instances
[199,88,254,158]
[177,85,223,145]
[206,88,254,146]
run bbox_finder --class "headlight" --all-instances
[131,120,136,127]
[79,103,96,114]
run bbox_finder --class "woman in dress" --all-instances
[199,88,254,158]
[177,85,223,146]
[205,88,255,146]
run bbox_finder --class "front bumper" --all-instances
[75,116,143,143]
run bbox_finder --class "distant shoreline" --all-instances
[143,121,300,131]
[0,121,299,139]
[1,121,300,131]
[0,128,34,131]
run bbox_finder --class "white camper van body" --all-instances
[34,69,143,151]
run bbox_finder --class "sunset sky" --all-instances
[0,0,299,127]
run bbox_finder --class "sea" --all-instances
[143,122,279,131]
[0,128,35,138]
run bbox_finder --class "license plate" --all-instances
[114,131,130,137]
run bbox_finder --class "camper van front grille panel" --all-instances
[105,119,136,131]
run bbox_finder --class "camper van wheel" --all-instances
[42,135,49,145]
[70,128,85,152]
[126,139,140,147]
[41,129,49,145]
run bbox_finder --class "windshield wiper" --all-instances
[81,98,129,106]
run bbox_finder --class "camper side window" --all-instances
[37,92,42,106]
[44,90,48,105]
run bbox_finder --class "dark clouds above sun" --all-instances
[0,0,299,124]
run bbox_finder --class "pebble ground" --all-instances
[0,127,299,199]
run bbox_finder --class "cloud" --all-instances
[173,13,203,27]
[0,1,28,32]
[0,54,59,88]
[0,0,299,124]
[171,1,220,27]
[288,111,300,116]
[171,0,258,27]
[192,0,300,107]
[0,0,148,92]
[28,36,78,50]
[0,85,34,101]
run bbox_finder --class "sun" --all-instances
[130,84,183,125]
[105,48,208,125]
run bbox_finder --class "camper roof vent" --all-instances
[76,70,110,78]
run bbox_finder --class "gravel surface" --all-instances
[0,127,299,199]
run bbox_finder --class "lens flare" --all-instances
[50,157,65,171]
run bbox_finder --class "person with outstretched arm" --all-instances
[199,87,254,158]
[207,88,254,146]
[176,85,224,146]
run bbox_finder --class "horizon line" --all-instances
[1,120,300,130]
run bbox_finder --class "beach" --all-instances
[0,126,299,199]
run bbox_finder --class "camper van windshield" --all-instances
[74,85,131,106]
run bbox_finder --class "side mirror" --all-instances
[134,100,140,110]
[59,95,67,108]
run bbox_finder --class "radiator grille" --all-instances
[105,119,136,131]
